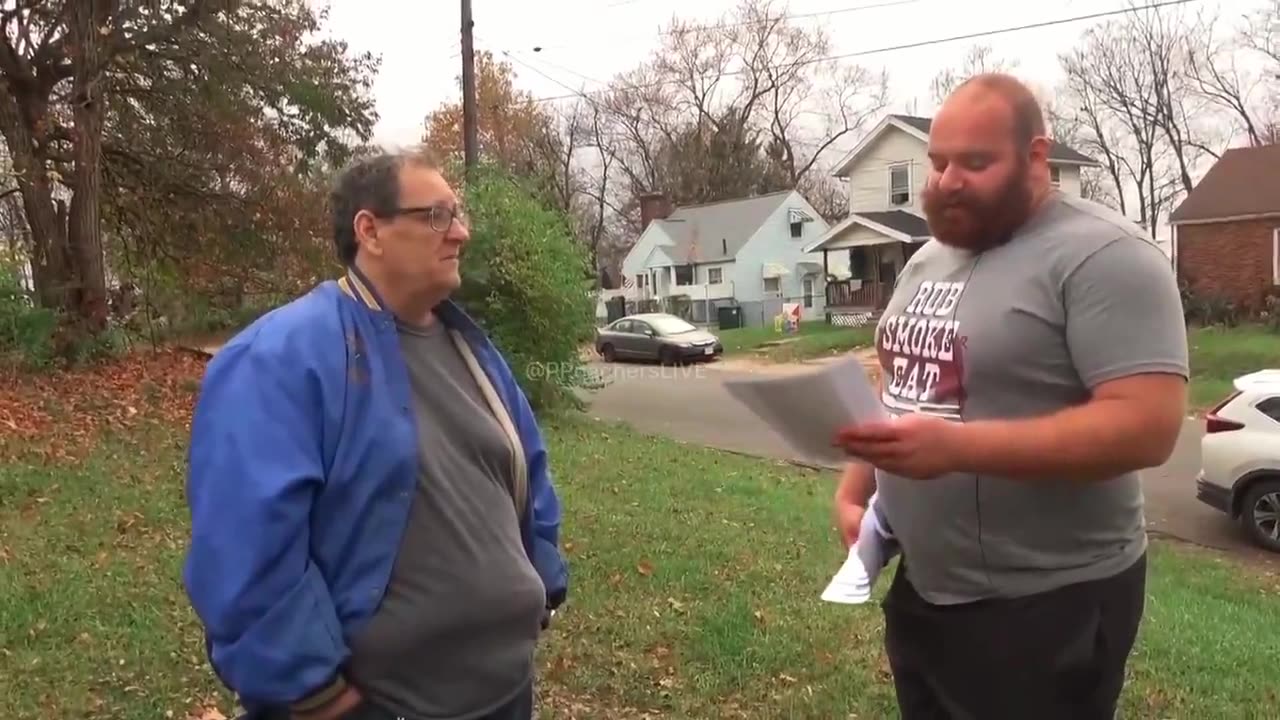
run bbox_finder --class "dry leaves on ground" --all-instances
[0,348,209,462]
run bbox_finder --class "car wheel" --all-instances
[600,344,616,362]
[659,347,678,366]
[1240,478,1280,553]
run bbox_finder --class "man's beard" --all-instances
[922,163,1033,252]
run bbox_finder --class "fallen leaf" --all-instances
[636,560,654,577]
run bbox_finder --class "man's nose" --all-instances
[936,165,964,194]
[446,217,470,244]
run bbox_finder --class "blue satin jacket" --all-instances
[182,268,568,708]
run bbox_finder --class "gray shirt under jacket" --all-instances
[345,318,548,719]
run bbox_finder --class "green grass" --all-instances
[2,416,1278,719]
[1188,324,1280,410]
[718,320,875,363]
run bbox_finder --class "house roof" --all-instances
[1168,144,1280,224]
[652,190,794,263]
[803,210,931,252]
[858,210,931,238]
[833,113,1099,177]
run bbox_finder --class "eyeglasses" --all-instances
[385,205,468,233]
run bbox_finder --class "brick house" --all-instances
[1170,144,1280,313]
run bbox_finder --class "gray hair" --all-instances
[329,145,442,265]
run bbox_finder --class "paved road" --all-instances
[580,358,1277,564]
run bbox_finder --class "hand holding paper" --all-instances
[833,412,967,480]
[723,356,887,466]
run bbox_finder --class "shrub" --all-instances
[453,164,597,412]
[1262,289,1280,333]
[1179,280,1242,328]
[0,260,57,368]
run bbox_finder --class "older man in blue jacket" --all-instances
[183,147,568,720]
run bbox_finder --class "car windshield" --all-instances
[648,316,697,335]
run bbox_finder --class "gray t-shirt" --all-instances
[346,319,547,719]
[873,192,1188,604]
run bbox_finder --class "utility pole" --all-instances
[460,0,479,173]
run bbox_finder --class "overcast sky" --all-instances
[311,0,1251,148]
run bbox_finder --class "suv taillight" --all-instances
[1205,391,1244,433]
[1205,415,1245,433]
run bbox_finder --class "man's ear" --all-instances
[1028,135,1052,165]
[353,209,382,258]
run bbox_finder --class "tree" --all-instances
[1053,4,1231,234]
[593,0,886,230]
[1051,3,1280,236]
[1182,10,1274,147]
[452,163,596,412]
[0,0,378,349]
[422,51,573,208]
[930,44,1019,106]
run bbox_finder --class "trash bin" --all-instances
[717,305,742,330]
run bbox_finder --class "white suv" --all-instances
[1196,369,1280,553]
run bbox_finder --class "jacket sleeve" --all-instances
[182,337,349,705]
[524,420,568,609]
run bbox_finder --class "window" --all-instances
[802,277,815,308]
[675,264,694,285]
[1050,166,1062,186]
[889,163,911,206]
[763,276,781,293]
[635,274,647,288]
[707,267,723,284]
[790,220,803,238]
[1273,228,1279,286]
[1257,397,1280,423]
[649,316,697,335]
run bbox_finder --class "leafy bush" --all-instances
[1262,289,1280,333]
[1180,280,1242,328]
[453,164,597,412]
[0,259,57,368]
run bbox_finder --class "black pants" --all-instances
[882,553,1146,720]
[247,681,534,720]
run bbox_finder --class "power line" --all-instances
[496,47,610,114]
[478,35,609,89]
[524,0,926,53]
[527,0,1201,104]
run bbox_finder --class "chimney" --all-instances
[638,192,673,231]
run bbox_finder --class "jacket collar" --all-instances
[337,265,488,342]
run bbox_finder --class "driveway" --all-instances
[580,358,1277,564]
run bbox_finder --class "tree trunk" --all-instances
[0,89,73,311]
[68,0,110,331]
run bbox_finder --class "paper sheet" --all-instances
[721,356,897,603]
[820,495,899,604]
[722,355,887,466]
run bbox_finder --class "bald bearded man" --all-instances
[833,74,1187,719]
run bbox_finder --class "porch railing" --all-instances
[825,279,892,309]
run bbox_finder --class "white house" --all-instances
[614,190,840,327]
[804,113,1099,325]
